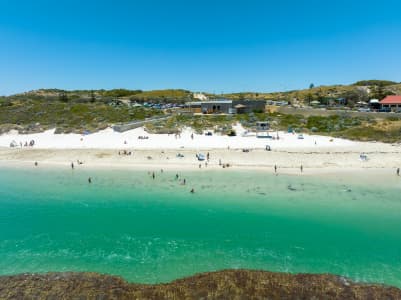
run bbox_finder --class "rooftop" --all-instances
[380,95,401,104]
[204,100,233,104]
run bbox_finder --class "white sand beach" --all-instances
[1,124,401,175]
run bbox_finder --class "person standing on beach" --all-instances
[71,162,74,169]
[34,162,38,167]
[152,172,155,179]
[88,177,92,184]
[397,168,400,176]
[300,165,303,173]
[274,165,277,173]
[207,152,210,161]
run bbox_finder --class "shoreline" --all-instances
[1,148,401,189]
[1,147,400,172]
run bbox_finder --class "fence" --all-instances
[112,115,172,132]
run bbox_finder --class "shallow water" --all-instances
[1,167,401,286]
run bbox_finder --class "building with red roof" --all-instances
[380,95,401,112]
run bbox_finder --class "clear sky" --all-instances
[1,0,401,95]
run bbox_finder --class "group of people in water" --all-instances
[70,160,84,169]
[149,170,194,193]
[273,164,303,174]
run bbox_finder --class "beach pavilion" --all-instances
[380,95,401,112]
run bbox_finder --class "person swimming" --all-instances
[287,184,296,191]
[190,188,195,193]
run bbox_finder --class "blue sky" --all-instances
[1,0,401,95]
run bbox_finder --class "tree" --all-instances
[306,92,314,105]
[309,83,314,89]
[341,89,369,107]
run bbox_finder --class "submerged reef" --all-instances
[1,269,401,299]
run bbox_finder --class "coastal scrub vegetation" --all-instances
[0,98,162,134]
[145,113,401,143]
[1,93,401,142]
[1,84,401,142]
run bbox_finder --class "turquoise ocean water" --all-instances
[1,166,401,286]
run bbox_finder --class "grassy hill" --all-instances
[0,97,162,134]
[222,81,401,104]
[12,88,193,103]
[8,80,401,104]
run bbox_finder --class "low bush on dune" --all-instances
[0,99,162,134]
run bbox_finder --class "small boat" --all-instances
[196,153,205,161]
